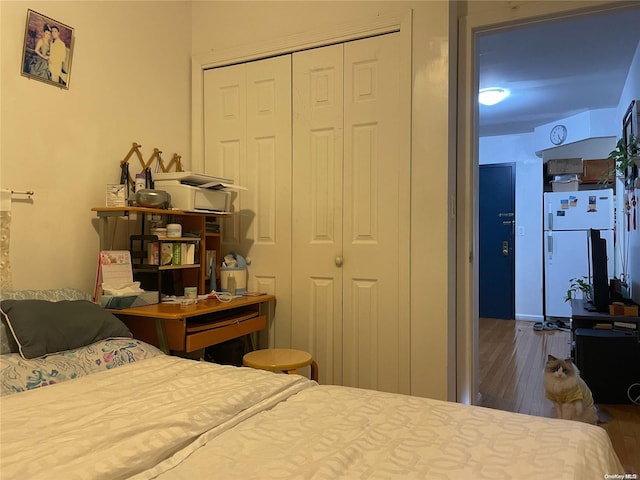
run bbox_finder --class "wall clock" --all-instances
[550,124,567,145]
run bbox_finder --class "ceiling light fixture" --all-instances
[479,87,510,106]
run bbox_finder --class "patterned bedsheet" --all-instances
[0,355,625,480]
[0,338,164,395]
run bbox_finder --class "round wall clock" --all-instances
[550,124,567,145]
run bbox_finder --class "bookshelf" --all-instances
[92,206,224,296]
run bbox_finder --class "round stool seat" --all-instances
[243,348,318,381]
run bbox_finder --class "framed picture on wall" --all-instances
[21,9,74,89]
[622,100,639,183]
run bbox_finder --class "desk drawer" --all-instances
[185,315,266,352]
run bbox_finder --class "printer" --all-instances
[152,172,240,212]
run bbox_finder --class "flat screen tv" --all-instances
[589,228,609,312]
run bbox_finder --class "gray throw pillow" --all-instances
[0,300,132,359]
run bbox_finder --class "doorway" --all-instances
[479,163,515,320]
[457,2,639,406]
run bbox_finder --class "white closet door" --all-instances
[292,33,410,393]
[203,55,293,347]
[292,44,344,385]
[342,33,410,394]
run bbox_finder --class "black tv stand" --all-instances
[570,299,640,404]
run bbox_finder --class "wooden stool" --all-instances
[243,348,318,381]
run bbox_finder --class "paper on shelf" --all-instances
[99,251,133,289]
[199,181,248,191]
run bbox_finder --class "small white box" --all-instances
[106,184,126,207]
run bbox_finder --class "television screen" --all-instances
[589,228,609,312]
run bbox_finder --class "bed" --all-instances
[0,289,625,480]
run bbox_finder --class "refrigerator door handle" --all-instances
[547,232,553,260]
[548,211,553,231]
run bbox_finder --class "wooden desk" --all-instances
[111,295,274,354]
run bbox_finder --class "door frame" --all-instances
[192,8,414,387]
[456,1,633,405]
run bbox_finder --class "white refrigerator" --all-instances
[543,189,615,319]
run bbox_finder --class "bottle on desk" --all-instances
[227,275,236,296]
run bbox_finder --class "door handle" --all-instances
[335,256,343,267]
[502,241,509,256]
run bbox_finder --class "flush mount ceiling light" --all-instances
[478,87,510,106]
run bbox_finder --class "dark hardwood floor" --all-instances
[478,317,640,474]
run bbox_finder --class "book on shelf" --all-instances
[613,321,637,330]
[182,243,196,265]
[147,242,160,265]
[145,242,196,267]
[161,244,173,265]
[172,243,182,265]
[593,323,614,330]
[205,250,216,277]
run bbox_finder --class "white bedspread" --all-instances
[1,356,625,480]
[152,385,625,480]
[0,355,312,480]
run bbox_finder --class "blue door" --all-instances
[479,164,516,320]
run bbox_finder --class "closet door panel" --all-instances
[292,44,344,385]
[204,64,246,245]
[343,32,410,394]
[244,55,293,347]
[204,55,293,348]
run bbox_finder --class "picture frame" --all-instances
[21,9,74,89]
[622,100,639,183]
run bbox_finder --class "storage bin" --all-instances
[551,179,580,192]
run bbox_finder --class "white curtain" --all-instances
[0,189,12,291]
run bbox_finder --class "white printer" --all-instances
[152,172,241,212]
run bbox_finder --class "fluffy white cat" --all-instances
[543,354,598,424]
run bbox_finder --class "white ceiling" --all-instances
[477,5,640,138]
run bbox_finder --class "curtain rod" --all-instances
[10,190,34,197]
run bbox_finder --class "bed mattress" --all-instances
[150,384,625,479]
[0,355,624,480]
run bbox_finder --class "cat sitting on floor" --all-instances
[543,354,598,424]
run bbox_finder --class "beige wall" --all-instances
[1,0,458,401]
[0,1,192,292]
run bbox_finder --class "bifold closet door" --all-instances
[292,44,345,385]
[292,33,410,393]
[203,55,293,348]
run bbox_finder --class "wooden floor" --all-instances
[478,317,640,474]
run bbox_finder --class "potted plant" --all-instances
[565,276,592,303]
[607,134,640,180]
